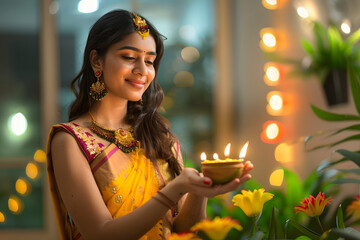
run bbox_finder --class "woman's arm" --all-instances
[51,132,252,239]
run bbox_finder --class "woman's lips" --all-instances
[126,79,145,89]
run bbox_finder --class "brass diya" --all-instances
[201,159,244,184]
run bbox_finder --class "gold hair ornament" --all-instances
[130,12,150,40]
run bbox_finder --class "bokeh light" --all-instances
[262,0,277,10]
[181,46,200,63]
[8,196,24,214]
[341,21,351,34]
[34,149,46,162]
[0,211,5,222]
[16,178,31,195]
[173,71,194,87]
[78,0,98,13]
[261,121,285,144]
[26,162,39,179]
[297,7,309,18]
[9,112,27,136]
[269,169,284,186]
[260,28,277,52]
[275,143,293,163]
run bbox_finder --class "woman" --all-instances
[47,9,253,240]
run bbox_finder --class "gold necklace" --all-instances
[89,112,138,153]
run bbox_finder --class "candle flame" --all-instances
[239,141,249,158]
[213,153,219,159]
[224,143,231,157]
[200,152,206,161]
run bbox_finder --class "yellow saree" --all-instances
[47,122,176,240]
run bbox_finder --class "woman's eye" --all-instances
[122,56,135,60]
[145,60,154,65]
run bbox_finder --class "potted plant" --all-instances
[269,21,360,106]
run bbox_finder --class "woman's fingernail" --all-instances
[204,179,211,185]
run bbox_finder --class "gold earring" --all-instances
[89,70,108,100]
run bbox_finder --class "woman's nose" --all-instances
[133,60,147,76]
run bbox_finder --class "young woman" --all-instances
[47,9,253,240]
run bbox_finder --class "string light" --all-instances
[341,21,351,34]
[296,7,309,19]
[260,28,277,52]
[26,162,39,179]
[8,196,24,214]
[261,121,285,144]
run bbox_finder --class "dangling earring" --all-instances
[89,70,108,100]
[139,97,143,105]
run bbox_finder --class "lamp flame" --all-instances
[200,152,206,161]
[213,153,219,160]
[224,143,231,157]
[240,141,249,159]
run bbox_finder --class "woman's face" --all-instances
[100,32,157,102]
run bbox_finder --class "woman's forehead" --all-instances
[111,32,156,52]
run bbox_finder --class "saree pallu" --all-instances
[46,123,175,240]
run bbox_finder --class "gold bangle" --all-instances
[153,195,172,209]
[157,191,176,208]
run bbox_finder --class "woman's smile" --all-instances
[125,78,146,89]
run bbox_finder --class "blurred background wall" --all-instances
[0,0,359,239]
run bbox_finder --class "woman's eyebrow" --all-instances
[117,46,157,56]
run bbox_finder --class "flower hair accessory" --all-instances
[130,12,150,40]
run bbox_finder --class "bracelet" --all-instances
[153,195,172,209]
[157,191,176,208]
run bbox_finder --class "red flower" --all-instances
[294,192,332,217]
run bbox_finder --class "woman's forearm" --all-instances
[173,193,208,233]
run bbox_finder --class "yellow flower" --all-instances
[232,188,274,217]
[346,195,360,219]
[294,192,332,217]
[190,217,242,240]
[167,232,201,240]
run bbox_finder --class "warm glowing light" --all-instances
[78,0,98,13]
[0,211,5,222]
[275,143,292,163]
[181,47,200,63]
[34,149,46,162]
[260,29,278,52]
[8,196,23,214]
[9,112,27,136]
[341,22,351,34]
[262,0,277,10]
[201,152,207,161]
[266,66,280,82]
[179,25,196,41]
[297,7,309,18]
[269,169,284,186]
[239,141,249,159]
[173,71,194,87]
[263,33,276,47]
[224,144,231,157]
[266,123,279,139]
[16,178,31,195]
[261,121,285,144]
[213,153,219,159]
[269,94,283,111]
[26,162,39,179]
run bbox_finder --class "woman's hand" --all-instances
[174,161,253,198]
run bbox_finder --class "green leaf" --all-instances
[283,169,303,205]
[336,205,345,229]
[301,39,316,57]
[311,105,360,121]
[295,236,312,240]
[330,124,360,137]
[306,134,360,151]
[338,169,360,174]
[333,178,360,184]
[285,219,320,240]
[268,207,284,239]
[347,28,360,47]
[334,149,360,167]
[348,64,360,114]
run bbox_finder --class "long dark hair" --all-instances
[69,9,182,176]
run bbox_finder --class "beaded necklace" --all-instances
[89,112,138,153]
